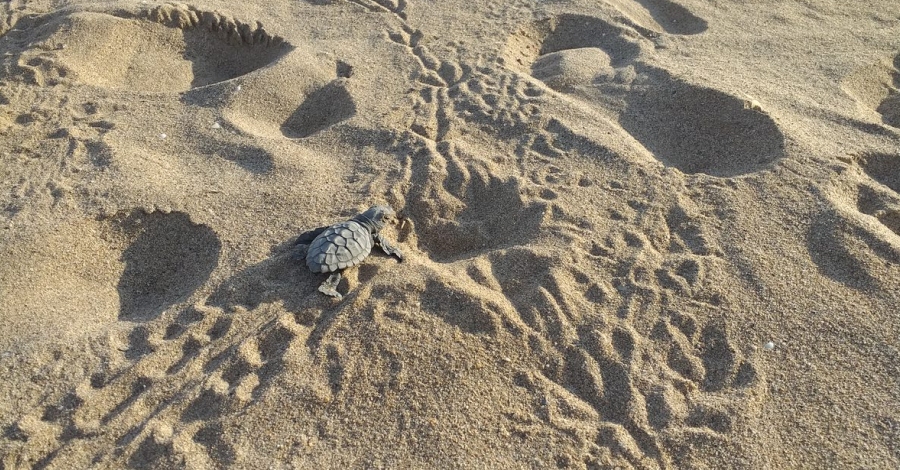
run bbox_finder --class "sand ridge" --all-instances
[1,0,900,468]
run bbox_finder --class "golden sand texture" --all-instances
[1,0,900,468]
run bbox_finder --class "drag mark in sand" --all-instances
[383,22,553,261]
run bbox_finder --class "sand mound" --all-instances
[858,152,900,194]
[618,66,785,177]
[9,4,291,92]
[501,15,642,74]
[0,209,220,352]
[808,206,900,290]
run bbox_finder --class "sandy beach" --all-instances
[1,0,899,467]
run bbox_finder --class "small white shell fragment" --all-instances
[741,92,764,111]
[763,341,775,351]
[159,133,167,140]
[211,122,221,129]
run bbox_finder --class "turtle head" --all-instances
[353,205,396,232]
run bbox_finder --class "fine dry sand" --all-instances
[1,0,899,468]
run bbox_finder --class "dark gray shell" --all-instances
[305,220,373,273]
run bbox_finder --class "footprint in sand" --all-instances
[842,52,900,129]
[221,50,357,139]
[0,208,217,345]
[115,209,221,321]
[5,4,291,92]
[607,0,708,36]
[809,152,900,290]
[502,14,785,177]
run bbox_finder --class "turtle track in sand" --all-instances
[1,2,770,468]
[5,303,304,468]
[342,16,768,466]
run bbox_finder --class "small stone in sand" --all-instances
[159,133,167,140]
[764,341,775,350]
[211,122,221,129]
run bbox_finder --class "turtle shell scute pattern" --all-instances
[306,220,373,273]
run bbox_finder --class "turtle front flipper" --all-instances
[376,233,404,261]
[318,272,343,299]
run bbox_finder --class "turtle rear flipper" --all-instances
[294,226,329,246]
[291,226,329,261]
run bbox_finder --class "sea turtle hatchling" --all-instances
[294,205,403,299]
